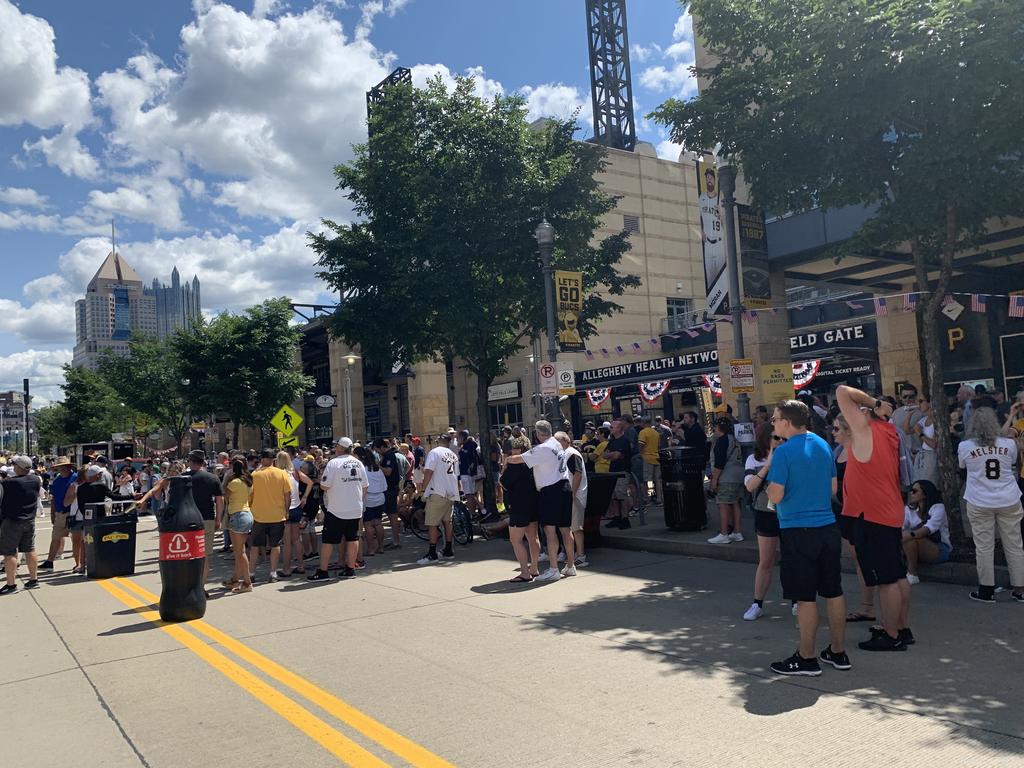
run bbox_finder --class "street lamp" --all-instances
[343,353,361,440]
[716,163,751,424]
[535,218,558,424]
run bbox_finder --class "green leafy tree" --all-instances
[309,75,638,510]
[176,298,313,450]
[33,403,70,454]
[98,334,193,455]
[650,0,1024,544]
[59,364,127,444]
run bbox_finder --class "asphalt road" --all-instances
[3,517,1023,767]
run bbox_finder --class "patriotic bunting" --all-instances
[1010,295,1024,318]
[631,341,643,354]
[846,300,864,310]
[584,349,594,361]
[649,338,660,349]
[971,294,987,313]
[615,346,625,356]
[638,380,670,402]
[585,388,610,409]
[904,293,918,312]
[874,297,888,316]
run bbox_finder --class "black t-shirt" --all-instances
[567,452,582,476]
[500,463,537,518]
[458,441,479,476]
[380,449,401,491]
[1,474,40,521]
[413,445,425,468]
[186,469,223,521]
[606,435,631,473]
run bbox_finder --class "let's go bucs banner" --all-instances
[555,270,584,352]
[697,157,729,316]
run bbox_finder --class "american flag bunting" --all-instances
[904,293,918,312]
[1010,295,1024,318]
[971,294,987,313]
[874,297,887,316]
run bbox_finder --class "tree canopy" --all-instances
[650,0,1024,539]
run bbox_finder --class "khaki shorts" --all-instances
[613,477,630,500]
[204,519,216,557]
[571,498,586,532]
[424,495,453,527]
[51,511,69,541]
[642,462,661,483]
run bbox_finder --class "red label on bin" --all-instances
[159,530,206,561]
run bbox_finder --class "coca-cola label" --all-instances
[159,530,206,561]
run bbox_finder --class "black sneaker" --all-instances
[1012,592,1024,603]
[0,584,17,595]
[618,519,631,529]
[819,645,851,670]
[338,567,355,579]
[604,518,623,528]
[858,632,905,652]
[969,590,996,603]
[442,550,455,560]
[869,626,916,646]
[38,560,54,570]
[770,651,821,676]
[307,569,330,581]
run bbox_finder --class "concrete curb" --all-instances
[596,529,1013,589]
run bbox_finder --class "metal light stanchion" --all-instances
[535,218,559,426]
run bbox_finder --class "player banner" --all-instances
[697,157,729,316]
[555,270,584,352]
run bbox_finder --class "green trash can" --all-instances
[84,503,139,579]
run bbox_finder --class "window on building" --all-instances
[665,297,695,332]
[489,402,523,430]
[623,214,640,233]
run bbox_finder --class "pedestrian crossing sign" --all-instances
[278,433,299,448]
[271,404,302,436]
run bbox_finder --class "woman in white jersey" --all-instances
[957,407,1024,603]
[911,395,938,485]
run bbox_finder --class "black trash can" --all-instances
[84,506,139,579]
[660,447,707,532]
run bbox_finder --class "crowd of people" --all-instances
[2,384,1021,681]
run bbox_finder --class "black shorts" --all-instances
[363,504,384,522]
[839,514,857,544]
[754,509,779,537]
[779,524,843,602]
[853,516,906,586]
[508,500,538,528]
[287,506,304,524]
[0,519,35,556]
[537,482,572,528]
[384,488,399,515]
[250,521,284,548]
[322,514,360,545]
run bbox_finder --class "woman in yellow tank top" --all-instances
[222,458,254,593]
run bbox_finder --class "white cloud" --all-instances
[630,43,660,63]
[23,126,101,180]
[355,0,411,40]
[0,0,92,130]
[251,0,283,19]
[639,63,697,98]
[0,209,107,236]
[673,12,693,42]
[411,63,505,102]
[655,139,685,162]
[664,40,693,60]
[0,349,72,406]
[86,176,184,231]
[95,3,392,222]
[0,187,48,208]
[520,83,591,126]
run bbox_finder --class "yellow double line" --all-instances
[98,578,454,768]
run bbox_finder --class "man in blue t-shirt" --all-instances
[762,399,849,677]
[40,458,77,570]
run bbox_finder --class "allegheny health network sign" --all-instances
[576,349,720,388]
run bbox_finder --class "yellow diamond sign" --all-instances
[270,404,302,436]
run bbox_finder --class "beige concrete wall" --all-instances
[877,309,924,392]
[329,339,365,441]
[408,361,450,438]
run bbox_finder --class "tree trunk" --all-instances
[911,209,967,554]
[475,373,497,516]
[232,420,241,452]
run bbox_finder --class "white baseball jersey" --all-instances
[699,193,722,243]
[958,437,1022,508]
[522,437,570,491]
[424,446,461,500]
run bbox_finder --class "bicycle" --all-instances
[409,499,472,545]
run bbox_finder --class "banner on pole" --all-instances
[555,270,584,353]
[697,157,729,316]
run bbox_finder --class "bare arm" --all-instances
[766,482,785,505]
[417,468,434,494]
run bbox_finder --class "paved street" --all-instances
[3,518,1023,767]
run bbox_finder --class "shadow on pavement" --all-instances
[470,578,546,595]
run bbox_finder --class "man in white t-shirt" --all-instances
[308,437,367,581]
[556,431,589,569]
[506,420,575,581]
[415,433,460,564]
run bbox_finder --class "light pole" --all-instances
[343,353,361,439]
[717,164,751,424]
[535,218,558,425]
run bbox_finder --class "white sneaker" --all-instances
[743,602,763,621]
[416,554,439,565]
[560,565,577,577]
[729,532,745,542]
[538,552,549,562]
[534,567,561,582]
[791,603,799,616]
[707,533,732,544]
[574,555,589,567]
[557,552,566,563]
[906,573,921,585]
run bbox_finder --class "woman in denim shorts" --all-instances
[222,458,255,593]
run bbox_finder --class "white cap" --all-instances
[602,421,612,429]
[85,465,104,478]
[11,455,32,470]
[335,437,353,449]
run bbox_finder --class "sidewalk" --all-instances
[597,501,1012,588]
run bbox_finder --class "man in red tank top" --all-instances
[837,385,913,651]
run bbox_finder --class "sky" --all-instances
[0,0,697,404]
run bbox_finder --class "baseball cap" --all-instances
[187,449,205,464]
[602,421,612,429]
[412,436,421,445]
[335,437,353,449]
[11,455,32,470]
[260,448,277,459]
[94,455,109,465]
[85,464,104,478]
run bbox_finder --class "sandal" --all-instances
[221,578,239,588]
[510,575,533,583]
[846,611,877,622]
[231,583,253,593]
